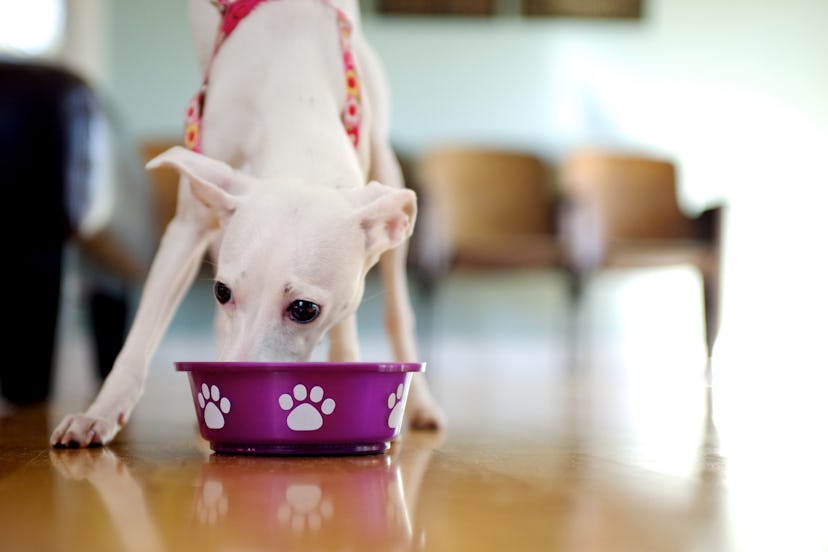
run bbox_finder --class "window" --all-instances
[0,0,65,56]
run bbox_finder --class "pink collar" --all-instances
[184,0,362,153]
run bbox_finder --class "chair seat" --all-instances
[453,235,565,268]
[603,239,717,273]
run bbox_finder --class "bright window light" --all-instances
[0,0,65,55]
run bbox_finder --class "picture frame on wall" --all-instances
[522,0,643,18]
[376,0,495,16]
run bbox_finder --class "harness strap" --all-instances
[184,0,362,153]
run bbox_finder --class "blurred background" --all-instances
[1,0,826,412]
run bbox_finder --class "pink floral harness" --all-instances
[184,0,362,153]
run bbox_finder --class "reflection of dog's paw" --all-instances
[387,383,405,429]
[195,479,228,525]
[198,384,231,429]
[50,447,121,481]
[277,483,333,532]
[278,384,335,431]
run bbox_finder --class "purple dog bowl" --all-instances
[176,362,425,456]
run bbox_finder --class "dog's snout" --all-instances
[217,332,313,363]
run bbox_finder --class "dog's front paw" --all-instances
[50,413,121,448]
[404,376,445,430]
[405,398,446,431]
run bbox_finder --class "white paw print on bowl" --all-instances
[387,383,405,429]
[279,384,335,431]
[198,383,231,429]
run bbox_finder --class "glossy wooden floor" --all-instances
[2,269,827,551]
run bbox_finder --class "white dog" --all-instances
[51,0,443,447]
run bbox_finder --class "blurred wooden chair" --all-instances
[557,149,724,356]
[412,146,566,287]
[409,146,574,361]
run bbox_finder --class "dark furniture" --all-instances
[0,60,149,404]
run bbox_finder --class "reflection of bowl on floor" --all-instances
[192,453,412,548]
[176,361,425,455]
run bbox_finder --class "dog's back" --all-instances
[187,0,370,181]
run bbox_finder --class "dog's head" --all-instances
[148,146,416,361]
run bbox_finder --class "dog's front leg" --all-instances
[51,209,217,447]
[328,314,360,361]
[379,245,444,430]
[370,139,444,429]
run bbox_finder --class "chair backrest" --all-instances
[417,147,555,249]
[560,150,695,241]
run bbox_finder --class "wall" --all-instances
[100,0,828,368]
[104,0,828,206]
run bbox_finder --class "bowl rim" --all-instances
[175,361,426,374]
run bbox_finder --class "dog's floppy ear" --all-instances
[351,181,417,261]
[146,146,248,219]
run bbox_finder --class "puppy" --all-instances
[51,0,443,447]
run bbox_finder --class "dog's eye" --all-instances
[214,281,232,304]
[287,300,320,323]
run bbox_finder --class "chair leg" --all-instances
[567,268,585,307]
[702,271,720,358]
[413,269,439,364]
[564,268,586,371]
[697,205,724,359]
